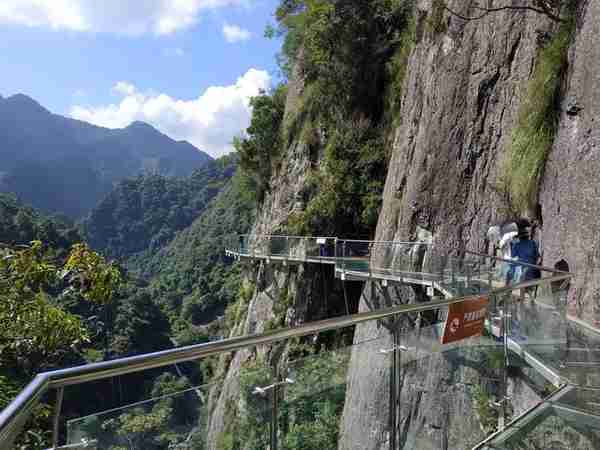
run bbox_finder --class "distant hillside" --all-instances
[83,154,238,260]
[0,192,81,250]
[145,168,256,329]
[0,94,212,218]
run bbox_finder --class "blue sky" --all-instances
[0,0,284,157]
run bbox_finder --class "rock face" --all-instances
[207,1,600,448]
[377,0,551,248]
[340,0,571,448]
[204,92,364,446]
[539,0,600,329]
[205,64,317,447]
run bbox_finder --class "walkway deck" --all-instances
[225,248,492,299]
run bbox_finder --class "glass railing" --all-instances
[65,379,220,449]
[479,385,600,449]
[2,241,591,450]
[228,236,566,300]
[230,234,338,261]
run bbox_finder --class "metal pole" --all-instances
[369,243,373,279]
[343,242,347,279]
[271,366,279,450]
[389,336,397,450]
[396,326,402,450]
[501,292,511,430]
[391,323,402,450]
[488,257,493,291]
[51,387,64,449]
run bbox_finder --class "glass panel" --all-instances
[398,321,507,449]
[66,379,219,449]
[65,360,275,450]
[483,388,600,449]
[506,276,600,389]
[269,236,287,256]
[229,360,275,450]
[280,336,391,450]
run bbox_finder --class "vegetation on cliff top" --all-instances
[238,0,417,238]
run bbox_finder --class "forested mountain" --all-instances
[0,94,212,218]
[146,169,255,335]
[83,154,238,260]
[0,193,81,249]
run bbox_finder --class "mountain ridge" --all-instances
[0,93,212,218]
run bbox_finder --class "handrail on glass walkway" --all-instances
[227,235,571,300]
[0,266,573,449]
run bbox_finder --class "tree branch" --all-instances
[443,2,565,23]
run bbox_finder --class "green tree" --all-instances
[235,85,288,202]
[0,241,122,449]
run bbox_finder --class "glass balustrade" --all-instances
[4,238,596,450]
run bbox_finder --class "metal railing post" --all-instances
[51,387,64,449]
[389,320,401,450]
[304,237,308,260]
[342,241,347,279]
[501,291,511,430]
[488,255,493,291]
[369,243,373,278]
[271,366,280,450]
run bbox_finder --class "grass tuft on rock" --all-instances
[502,18,574,214]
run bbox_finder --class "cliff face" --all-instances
[377,0,548,248]
[539,0,600,328]
[205,66,364,448]
[341,0,588,447]
[207,0,600,448]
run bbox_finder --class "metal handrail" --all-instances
[232,235,567,276]
[463,250,569,275]
[240,234,338,240]
[0,271,573,448]
[336,239,431,244]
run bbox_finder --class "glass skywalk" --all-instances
[1,235,596,450]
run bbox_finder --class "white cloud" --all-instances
[113,81,136,96]
[70,68,271,157]
[163,47,185,57]
[73,88,88,98]
[0,0,251,35]
[222,23,252,43]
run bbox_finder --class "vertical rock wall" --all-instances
[539,0,600,329]
[205,63,363,447]
[340,0,563,448]
[206,0,600,448]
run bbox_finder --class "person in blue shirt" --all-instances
[510,228,540,284]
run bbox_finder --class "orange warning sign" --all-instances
[441,296,489,344]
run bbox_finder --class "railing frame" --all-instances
[2,232,577,449]
[0,272,573,449]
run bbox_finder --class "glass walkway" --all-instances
[1,235,598,450]
[226,235,522,298]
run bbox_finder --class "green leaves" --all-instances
[0,239,125,449]
[288,117,388,236]
[236,85,288,202]
[83,156,238,260]
[0,242,121,372]
[64,243,122,305]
